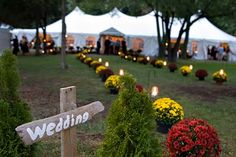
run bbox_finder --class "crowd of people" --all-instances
[207,44,231,61]
[12,35,29,55]
[102,37,127,55]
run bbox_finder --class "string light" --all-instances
[119,69,124,76]
[219,69,224,75]
[189,65,193,70]
[105,61,109,67]
[163,61,167,66]
[98,58,102,63]
[151,86,159,98]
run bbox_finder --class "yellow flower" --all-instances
[180,65,192,74]
[104,75,120,89]
[96,65,107,74]
[153,97,184,125]
[212,70,227,82]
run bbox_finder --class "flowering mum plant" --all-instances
[83,57,93,65]
[90,60,102,69]
[137,56,149,64]
[180,65,192,75]
[155,60,165,68]
[104,75,120,89]
[195,69,208,80]
[99,68,114,81]
[135,84,143,92]
[75,53,83,59]
[96,65,107,74]
[166,119,222,157]
[168,63,178,72]
[212,69,227,82]
[153,98,184,126]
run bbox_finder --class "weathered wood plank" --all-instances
[60,86,77,157]
[15,101,104,145]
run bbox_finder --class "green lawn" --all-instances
[18,54,236,157]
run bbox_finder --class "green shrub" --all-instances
[0,49,20,101]
[0,49,35,156]
[98,74,162,157]
[0,99,34,157]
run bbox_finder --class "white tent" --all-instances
[0,28,11,53]
[11,6,236,61]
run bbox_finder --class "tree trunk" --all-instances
[155,13,164,58]
[181,22,190,59]
[168,19,187,62]
[35,22,40,56]
[61,0,68,69]
[43,16,47,54]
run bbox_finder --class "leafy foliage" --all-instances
[0,49,35,156]
[98,74,161,157]
[0,49,20,101]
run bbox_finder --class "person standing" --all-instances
[96,38,101,54]
[104,37,110,55]
[121,40,127,54]
[12,36,19,55]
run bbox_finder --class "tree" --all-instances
[98,74,161,157]
[143,0,236,62]
[61,0,68,69]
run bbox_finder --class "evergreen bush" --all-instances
[0,49,20,101]
[98,74,161,157]
[0,49,35,156]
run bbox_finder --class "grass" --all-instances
[18,54,236,157]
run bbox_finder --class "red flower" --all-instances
[135,84,143,92]
[166,119,221,157]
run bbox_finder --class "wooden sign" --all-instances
[15,101,104,145]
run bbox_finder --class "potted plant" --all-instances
[95,65,107,74]
[154,60,165,68]
[90,60,102,70]
[168,63,178,72]
[153,97,184,133]
[99,68,114,82]
[195,69,208,80]
[180,65,192,76]
[167,119,222,157]
[137,56,149,64]
[83,57,93,66]
[212,69,227,84]
[98,74,161,156]
[104,75,120,94]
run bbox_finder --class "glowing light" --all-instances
[41,50,45,54]
[50,49,53,52]
[118,52,122,55]
[133,57,136,61]
[189,65,193,70]
[98,58,102,63]
[165,43,168,46]
[119,69,124,76]
[31,41,35,45]
[146,56,150,61]
[163,61,167,66]
[125,55,128,59]
[65,35,68,38]
[219,69,224,75]
[151,86,159,97]
[43,39,46,42]
[105,61,109,67]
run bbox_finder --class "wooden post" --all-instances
[60,86,78,157]
[15,86,104,156]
